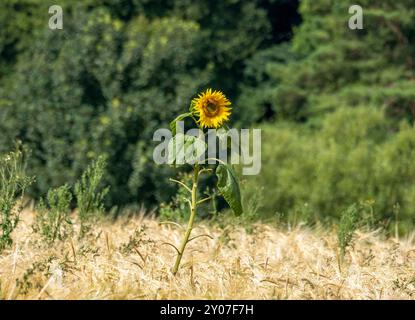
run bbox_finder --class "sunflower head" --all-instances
[191,89,232,129]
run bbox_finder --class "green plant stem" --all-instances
[172,164,199,275]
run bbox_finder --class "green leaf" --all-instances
[170,112,192,136]
[216,164,243,216]
[168,133,206,166]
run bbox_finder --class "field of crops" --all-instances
[1,210,414,300]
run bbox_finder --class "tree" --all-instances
[0,8,209,205]
[239,0,415,123]
[0,0,300,206]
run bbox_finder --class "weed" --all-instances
[15,256,55,295]
[337,203,361,264]
[75,156,109,237]
[160,173,192,223]
[0,149,34,251]
[119,225,153,256]
[35,184,73,243]
[78,243,100,257]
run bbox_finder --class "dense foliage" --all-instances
[0,0,299,206]
[240,0,415,229]
[244,107,415,232]
[239,0,415,124]
[1,0,415,230]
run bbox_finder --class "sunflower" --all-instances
[191,89,232,129]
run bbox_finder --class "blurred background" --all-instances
[1,0,415,231]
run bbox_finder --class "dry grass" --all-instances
[1,210,415,300]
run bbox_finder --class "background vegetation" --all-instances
[1,0,415,231]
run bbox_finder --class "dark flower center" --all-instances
[205,102,219,116]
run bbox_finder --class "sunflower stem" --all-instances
[169,178,192,193]
[172,164,199,275]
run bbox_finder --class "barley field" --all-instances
[1,210,414,300]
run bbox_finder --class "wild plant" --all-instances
[119,225,153,259]
[15,255,56,295]
[167,89,243,274]
[35,184,73,243]
[0,149,34,251]
[337,203,361,264]
[159,173,192,223]
[74,155,109,237]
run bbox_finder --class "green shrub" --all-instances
[35,185,73,243]
[75,156,109,237]
[0,149,33,251]
[337,204,361,263]
[159,185,191,223]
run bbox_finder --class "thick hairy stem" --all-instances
[172,165,199,275]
